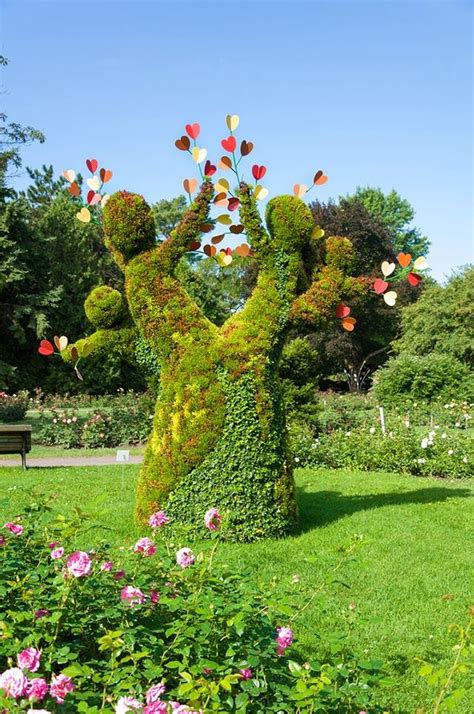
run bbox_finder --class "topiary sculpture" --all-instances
[40,117,428,540]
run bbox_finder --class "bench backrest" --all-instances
[0,425,32,454]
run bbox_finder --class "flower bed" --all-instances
[0,503,388,712]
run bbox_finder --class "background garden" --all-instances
[1,2,473,712]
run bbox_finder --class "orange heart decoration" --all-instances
[175,136,191,151]
[235,243,250,257]
[183,178,198,194]
[189,241,201,251]
[313,170,328,186]
[219,156,233,170]
[342,317,356,331]
[211,233,226,245]
[397,252,412,268]
[100,168,113,183]
[203,244,216,257]
[229,224,244,234]
[68,182,80,197]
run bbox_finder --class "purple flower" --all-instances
[204,508,221,531]
[34,609,50,619]
[176,547,195,568]
[50,547,64,560]
[49,673,74,703]
[4,522,23,535]
[148,511,170,528]
[134,537,156,557]
[17,647,41,672]
[276,626,293,656]
[150,590,160,605]
[66,551,91,577]
[101,560,113,571]
[114,569,126,581]
[239,668,252,680]
[144,702,168,713]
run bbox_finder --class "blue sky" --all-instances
[2,0,472,280]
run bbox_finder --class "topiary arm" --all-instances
[104,182,217,362]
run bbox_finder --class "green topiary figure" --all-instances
[41,117,428,540]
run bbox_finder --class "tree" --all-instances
[344,186,430,257]
[151,196,187,240]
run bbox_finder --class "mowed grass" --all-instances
[0,465,472,711]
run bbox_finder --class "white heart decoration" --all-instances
[192,147,207,164]
[86,175,100,191]
[381,261,396,277]
[254,185,269,200]
[101,194,110,208]
[63,169,76,183]
[413,256,429,271]
[383,290,398,306]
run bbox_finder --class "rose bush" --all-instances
[0,501,389,712]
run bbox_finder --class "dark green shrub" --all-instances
[372,353,474,404]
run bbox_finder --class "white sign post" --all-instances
[379,406,386,436]
[116,450,130,463]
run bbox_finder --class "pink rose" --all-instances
[101,561,113,571]
[204,508,221,531]
[48,541,60,549]
[146,682,166,703]
[0,666,28,697]
[49,673,74,703]
[0,535,6,546]
[239,668,252,680]
[148,511,170,528]
[144,703,167,713]
[176,547,195,568]
[4,522,23,535]
[276,626,293,656]
[121,585,146,607]
[150,590,160,604]
[51,547,64,560]
[133,537,156,557]
[17,647,41,672]
[27,677,48,700]
[66,551,91,577]
[114,570,126,581]
[115,696,143,713]
[34,609,49,619]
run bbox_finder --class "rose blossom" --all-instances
[204,508,221,531]
[27,710,52,714]
[114,569,126,580]
[49,673,74,703]
[133,537,156,557]
[48,541,60,549]
[51,547,64,560]
[0,666,28,697]
[150,589,160,604]
[144,703,167,713]
[101,560,113,571]
[4,522,23,535]
[34,608,49,619]
[148,510,170,528]
[17,647,41,672]
[239,668,252,680]
[121,585,146,607]
[115,696,143,713]
[276,626,294,656]
[146,682,166,703]
[66,551,91,577]
[176,547,195,568]
[27,677,48,701]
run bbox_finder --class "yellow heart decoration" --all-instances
[216,214,232,225]
[76,207,91,223]
[293,183,307,198]
[80,341,93,358]
[381,261,396,277]
[312,226,325,240]
[413,256,429,271]
[63,169,76,183]
[254,185,269,201]
[215,179,230,194]
[101,194,110,208]
[86,175,100,191]
[383,291,398,306]
[217,252,233,267]
[226,114,240,132]
[192,147,207,164]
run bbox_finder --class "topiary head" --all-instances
[103,191,156,267]
[84,286,125,328]
[265,195,314,253]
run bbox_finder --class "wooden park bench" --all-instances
[0,424,32,469]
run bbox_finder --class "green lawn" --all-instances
[0,465,472,711]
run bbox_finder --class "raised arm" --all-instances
[103,182,217,361]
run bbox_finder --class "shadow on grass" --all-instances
[297,486,472,532]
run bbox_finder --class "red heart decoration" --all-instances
[175,136,191,151]
[227,197,240,211]
[221,247,232,256]
[86,159,98,173]
[87,190,96,205]
[374,278,389,294]
[38,339,54,356]
[189,241,201,251]
[204,160,216,177]
[407,272,422,286]
[335,303,350,319]
[252,165,266,181]
[221,136,236,153]
[185,123,200,140]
